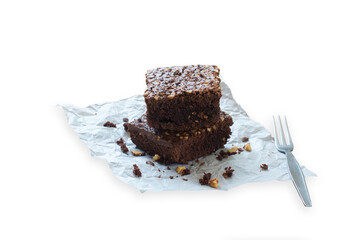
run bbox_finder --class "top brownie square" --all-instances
[143,65,221,131]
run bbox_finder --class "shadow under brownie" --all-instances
[124,111,233,164]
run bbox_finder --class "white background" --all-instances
[1,0,359,239]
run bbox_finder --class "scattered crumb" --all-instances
[223,167,234,179]
[176,166,190,176]
[123,118,129,122]
[133,164,141,177]
[199,173,212,185]
[242,137,249,142]
[260,164,268,170]
[182,178,188,181]
[209,178,219,188]
[244,143,251,152]
[200,162,205,166]
[195,159,200,163]
[158,169,161,172]
[103,121,116,128]
[167,166,171,170]
[146,161,155,166]
[170,176,174,179]
[190,163,194,166]
[116,138,129,153]
[158,175,161,178]
[176,176,179,178]
[181,168,190,176]
[131,149,146,156]
[216,148,239,160]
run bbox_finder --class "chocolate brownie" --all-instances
[124,111,233,164]
[143,65,222,131]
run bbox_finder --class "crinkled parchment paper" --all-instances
[60,82,315,192]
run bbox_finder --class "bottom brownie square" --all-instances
[123,111,233,164]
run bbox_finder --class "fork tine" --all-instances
[272,116,279,146]
[283,116,293,147]
[278,115,287,145]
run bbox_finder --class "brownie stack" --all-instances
[124,65,233,164]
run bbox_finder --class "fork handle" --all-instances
[285,151,312,207]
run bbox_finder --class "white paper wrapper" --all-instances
[60,82,315,192]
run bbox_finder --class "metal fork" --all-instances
[273,116,312,207]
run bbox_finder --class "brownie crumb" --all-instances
[260,164,268,170]
[167,166,171,170]
[181,168,190,176]
[170,176,174,179]
[242,137,249,142]
[158,175,161,178]
[182,178,188,181]
[104,121,116,128]
[176,176,179,178]
[146,161,155,166]
[200,162,205,166]
[123,118,129,122]
[216,148,238,160]
[195,159,200,163]
[158,169,161,172]
[190,163,194,166]
[116,138,129,153]
[133,164,141,177]
[131,149,146,156]
[199,173,212,185]
[223,167,234,179]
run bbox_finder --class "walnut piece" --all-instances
[209,178,219,188]
[153,154,161,161]
[176,166,190,176]
[131,149,145,156]
[228,146,238,153]
[244,143,251,152]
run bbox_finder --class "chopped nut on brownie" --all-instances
[223,167,235,179]
[244,143,251,152]
[116,138,129,153]
[209,178,219,188]
[103,121,116,128]
[133,164,141,177]
[242,137,249,142]
[260,164,268,170]
[199,173,212,185]
[153,154,161,161]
